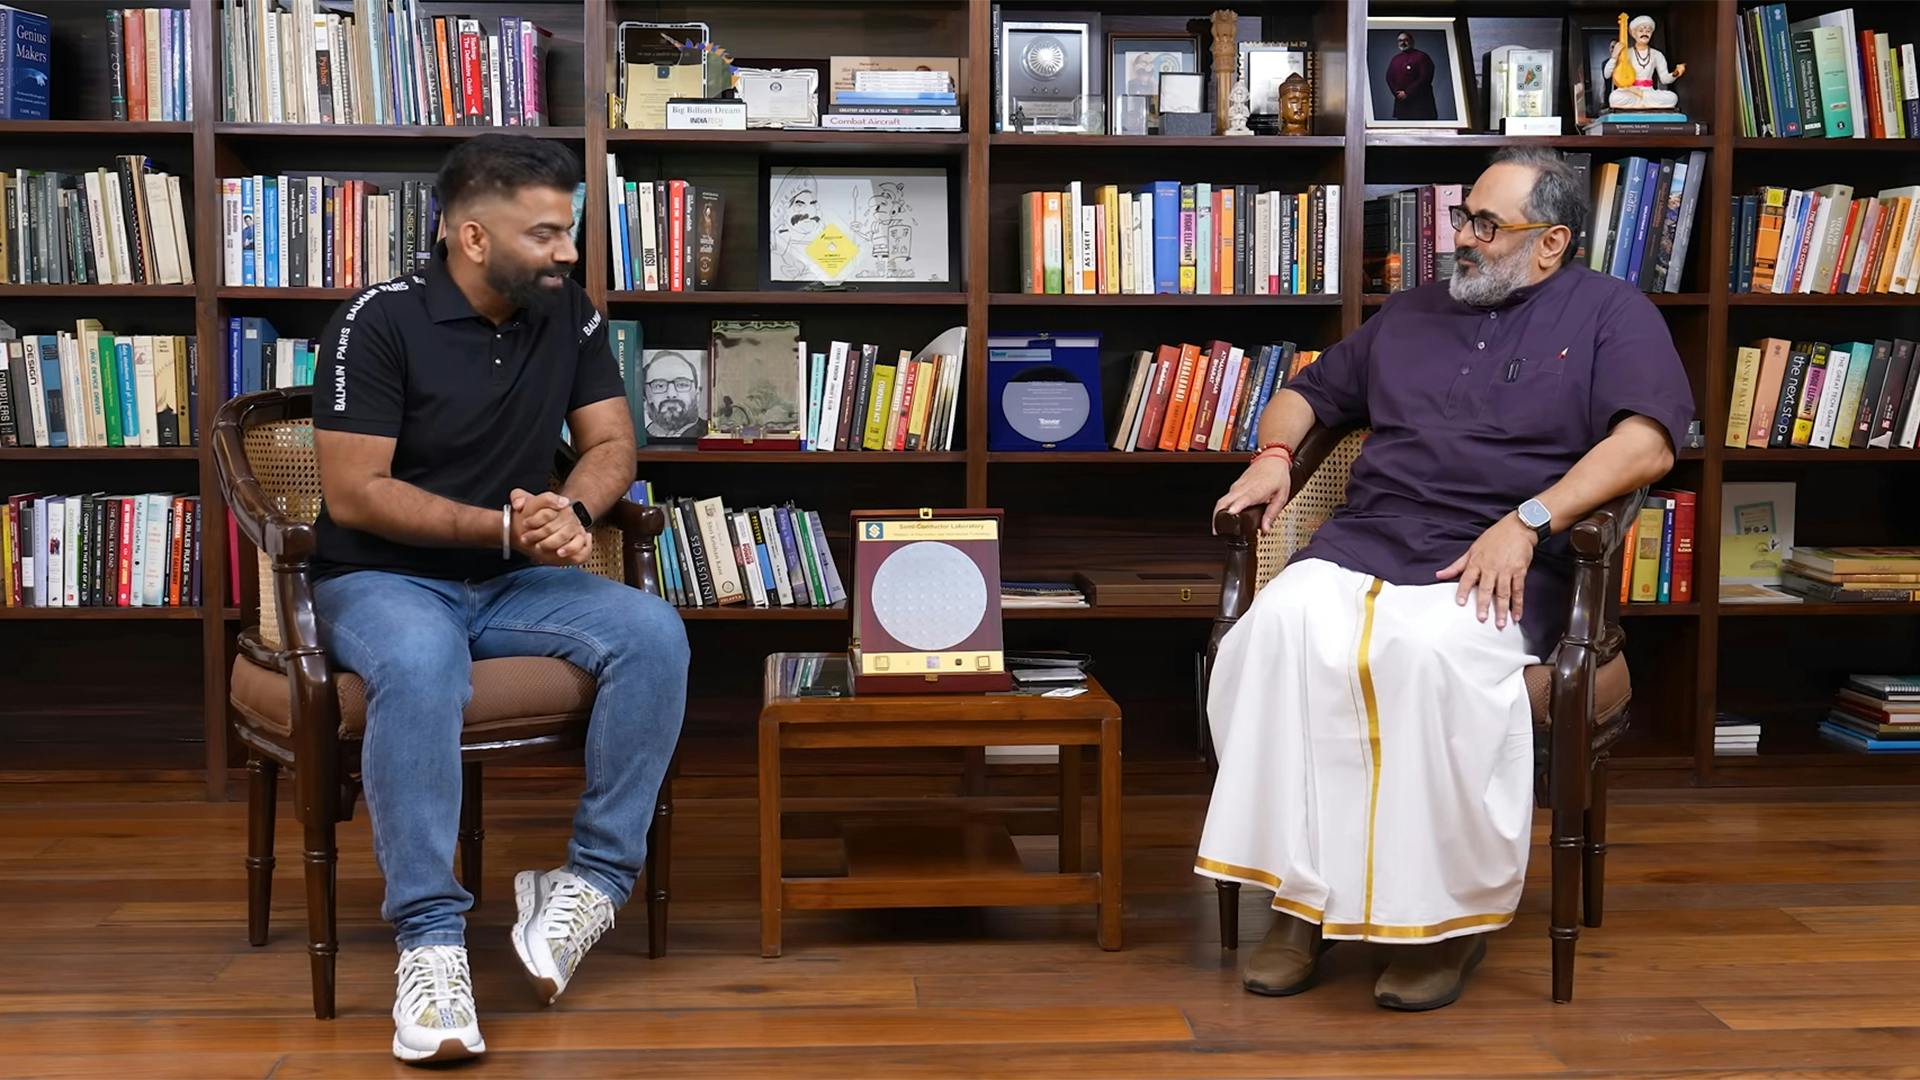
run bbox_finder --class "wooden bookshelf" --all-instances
[7,0,1919,797]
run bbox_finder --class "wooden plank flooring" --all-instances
[1,783,1918,1077]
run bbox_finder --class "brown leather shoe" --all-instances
[1373,934,1488,1011]
[1242,914,1324,996]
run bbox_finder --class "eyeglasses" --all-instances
[646,378,696,394]
[1448,205,1558,244]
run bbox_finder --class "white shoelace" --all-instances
[395,945,475,1028]
[540,876,615,973]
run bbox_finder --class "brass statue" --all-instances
[1279,73,1311,135]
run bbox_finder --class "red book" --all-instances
[1134,344,1181,450]
[167,498,186,607]
[1651,488,1697,603]
[1188,340,1233,450]
[228,511,241,610]
[117,497,135,607]
[668,180,686,292]
[893,359,918,450]
[1862,30,1886,139]
[124,9,146,122]
[434,18,457,125]
[1210,189,1224,293]
[459,22,485,124]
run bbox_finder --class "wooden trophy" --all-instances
[1211,10,1238,134]
[848,508,1011,694]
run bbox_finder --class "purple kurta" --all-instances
[1286,264,1695,656]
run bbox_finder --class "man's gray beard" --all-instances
[1448,238,1538,307]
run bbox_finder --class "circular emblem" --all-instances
[1022,36,1068,80]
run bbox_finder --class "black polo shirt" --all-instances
[310,244,624,582]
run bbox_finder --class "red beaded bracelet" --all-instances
[1253,447,1293,467]
[1255,440,1296,459]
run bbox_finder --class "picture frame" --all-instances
[707,320,804,438]
[1364,16,1472,129]
[640,347,709,443]
[759,162,957,291]
[1238,40,1312,117]
[1158,71,1204,115]
[1000,19,1093,132]
[735,66,822,128]
[1106,30,1201,135]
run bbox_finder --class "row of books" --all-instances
[0,492,204,609]
[630,484,845,611]
[1017,183,1342,297]
[1783,546,1920,603]
[1729,184,1920,295]
[793,340,965,453]
[823,69,960,132]
[0,327,198,449]
[1726,338,1920,451]
[604,162,721,292]
[1735,5,1915,139]
[1110,340,1318,454]
[2,161,195,286]
[223,317,323,401]
[1364,182,1463,292]
[1621,489,1696,606]
[221,175,440,289]
[107,8,195,123]
[221,0,551,127]
[1583,152,1707,294]
[1820,673,1920,754]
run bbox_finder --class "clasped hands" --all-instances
[510,489,591,566]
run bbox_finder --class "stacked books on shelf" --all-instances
[823,65,961,132]
[2,160,195,285]
[1621,489,1696,605]
[1018,182,1341,296]
[604,162,721,292]
[1584,152,1707,294]
[0,492,204,608]
[221,0,550,126]
[222,317,322,399]
[794,339,963,453]
[0,325,198,448]
[107,8,196,122]
[1820,674,1920,752]
[629,482,844,611]
[1715,712,1761,756]
[1364,182,1463,292]
[1725,338,1920,450]
[220,175,440,288]
[1781,546,1920,603]
[1728,183,1920,295]
[1111,340,1316,453]
[1001,581,1088,609]
[1735,5,1914,139]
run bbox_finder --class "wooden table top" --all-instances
[760,652,1120,724]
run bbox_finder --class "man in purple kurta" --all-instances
[1385,32,1439,120]
[1197,148,1693,1010]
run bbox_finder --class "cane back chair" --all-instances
[1207,425,1642,1003]
[214,386,677,1020]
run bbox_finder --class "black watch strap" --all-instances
[571,500,593,530]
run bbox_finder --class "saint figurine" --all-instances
[1604,14,1686,111]
[1225,80,1254,136]
[1279,73,1312,135]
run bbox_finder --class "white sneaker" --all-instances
[511,868,616,1005]
[391,944,485,1064]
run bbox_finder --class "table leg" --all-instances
[758,718,783,958]
[1058,745,1082,873]
[1097,716,1123,951]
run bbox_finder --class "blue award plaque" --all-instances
[986,332,1105,451]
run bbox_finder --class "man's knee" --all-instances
[360,621,470,701]
[601,587,690,672]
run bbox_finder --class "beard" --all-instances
[486,255,570,312]
[1448,237,1539,307]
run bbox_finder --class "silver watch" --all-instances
[1516,498,1551,541]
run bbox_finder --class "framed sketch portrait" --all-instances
[1365,16,1471,129]
[760,163,956,290]
[1239,41,1311,117]
[641,348,709,443]
[1107,30,1200,135]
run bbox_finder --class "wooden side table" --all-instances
[758,652,1123,957]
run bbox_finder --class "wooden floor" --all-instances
[4,780,1920,1078]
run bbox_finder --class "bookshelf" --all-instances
[4,0,1918,797]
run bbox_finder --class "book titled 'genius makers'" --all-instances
[1,5,50,120]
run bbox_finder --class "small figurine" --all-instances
[1603,13,1686,112]
[1225,80,1254,136]
[1210,10,1237,133]
[1278,73,1312,136]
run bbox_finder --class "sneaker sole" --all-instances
[392,1034,484,1064]
[510,871,562,1006]
[1374,937,1487,1012]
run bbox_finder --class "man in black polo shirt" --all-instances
[310,135,687,1065]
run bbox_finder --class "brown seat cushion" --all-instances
[1524,653,1631,734]
[231,654,594,742]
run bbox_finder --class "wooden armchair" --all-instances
[1206,426,1641,1003]
[213,386,677,1020]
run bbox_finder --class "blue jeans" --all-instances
[313,565,688,951]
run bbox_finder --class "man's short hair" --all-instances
[435,134,581,216]
[1490,145,1587,266]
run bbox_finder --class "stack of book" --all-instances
[220,175,440,288]
[2,160,195,285]
[823,66,960,132]
[604,163,722,292]
[1018,182,1340,296]
[1364,182,1464,292]
[1735,5,1915,139]
[1781,546,1920,603]
[1,493,204,608]
[1715,713,1761,756]
[1110,340,1317,454]
[222,317,324,399]
[107,8,196,122]
[0,325,197,449]
[1621,488,1697,606]
[221,0,551,126]
[1001,582,1087,609]
[1583,152,1707,293]
[1728,184,1920,295]
[792,340,964,453]
[1725,338,1920,451]
[1820,674,1920,753]
[629,483,844,611]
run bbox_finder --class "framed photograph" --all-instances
[641,348,709,442]
[1001,20,1092,132]
[1107,30,1200,135]
[1158,72,1204,114]
[1238,41,1311,117]
[760,163,956,290]
[736,66,821,128]
[1365,16,1471,129]
[707,320,803,438]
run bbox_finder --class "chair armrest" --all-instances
[212,390,316,563]
[1210,423,1356,619]
[605,500,667,596]
[1563,488,1646,664]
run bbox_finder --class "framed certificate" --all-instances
[849,509,1010,694]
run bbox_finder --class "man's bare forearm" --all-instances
[1255,388,1319,451]
[337,476,504,550]
[559,436,636,521]
[1531,416,1674,535]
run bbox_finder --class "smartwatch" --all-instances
[570,500,593,531]
[1516,498,1551,541]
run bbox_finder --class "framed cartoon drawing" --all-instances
[760,163,956,290]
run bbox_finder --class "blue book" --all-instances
[226,317,243,400]
[1655,496,1675,603]
[1819,722,1920,753]
[807,352,827,449]
[1608,157,1646,281]
[264,178,280,288]
[0,5,51,120]
[1765,4,1801,137]
[240,177,256,286]
[1152,181,1180,294]
[115,340,138,445]
[239,317,277,395]
[1624,159,1660,286]
[836,92,956,104]
[772,506,810,606]
[1231,345,1275,453]
[36,335,65,447]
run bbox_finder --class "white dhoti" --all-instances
[1196,558,1539,944]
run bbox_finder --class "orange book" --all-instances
[1157,343,1203,451]
[1751,188,1787,292]
[1025,192,1045,293]
[1218,188,1235,294]
[124,7,147,122]
[1619,519,1636,604]
[1873,197,1909,294]
[436,18,457,125]
[1747,337,1792,447]
[1176,342,1221,450]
